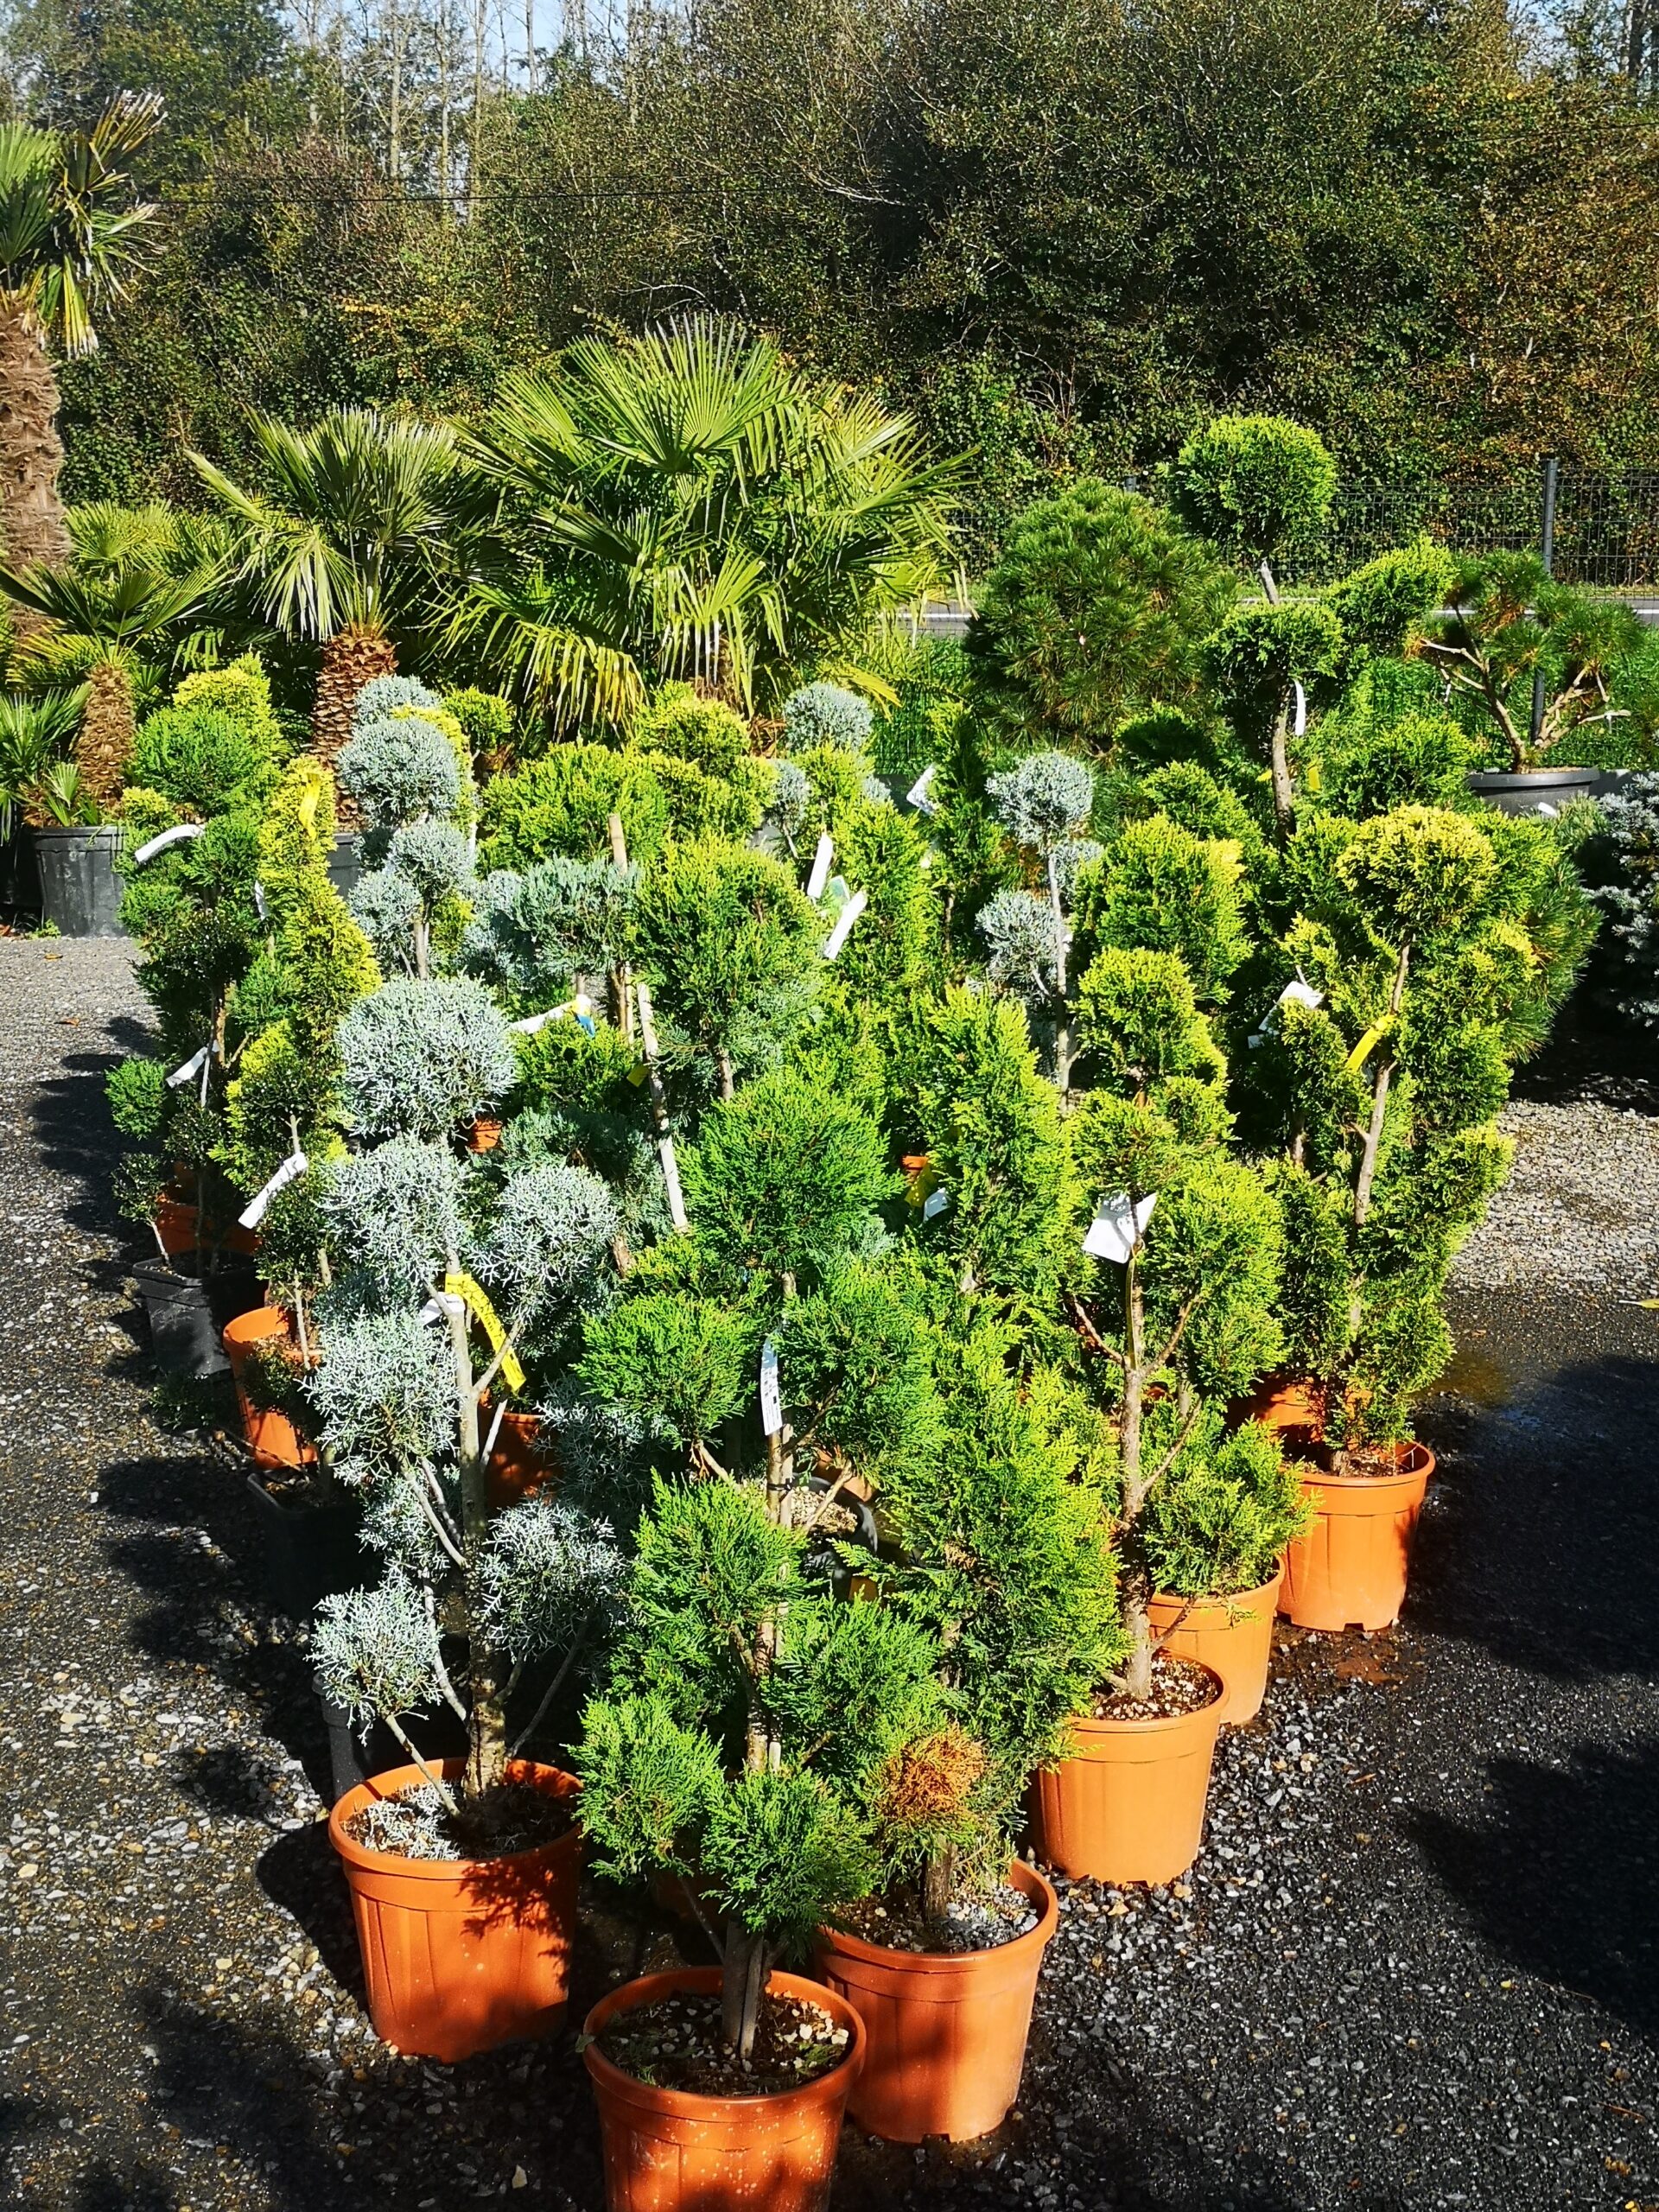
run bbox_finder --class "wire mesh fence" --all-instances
[1274,468,1659,593]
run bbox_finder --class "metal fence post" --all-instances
[1529,454,1560,754]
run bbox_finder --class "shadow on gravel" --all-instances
[836,2078,1310,2212]
[1413,1736,1659,2045]
[1414,1344,1659,1683]
[30,1048,145,1243]
[134,1984,354,2202]
[256,1821,365,2002]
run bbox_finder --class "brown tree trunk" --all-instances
[77,659,136,814]
[0,307,72,632]
[310,623,397,813]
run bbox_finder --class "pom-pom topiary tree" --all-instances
[1167,414,1337,581]
[783,681,874,758]
[1065,943,1285,1699]
[309,986,628,1808]
[965,480,1235,753]
[1250,803,1591,1465]
[340,684,476,978]
[573,1063,955,2058]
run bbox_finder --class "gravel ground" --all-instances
[3,939,1657,2211]
[1452,1096,1659,1294]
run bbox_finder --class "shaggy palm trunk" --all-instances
[0,307,72,628]
[311,624,397,811]
[77,659,137,814]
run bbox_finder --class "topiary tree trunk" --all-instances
[0,306,72,615]
[76,658,136,812]
[313,623,398,787]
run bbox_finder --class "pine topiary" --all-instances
[966,480,1236,752]
[1167,415,1336,575]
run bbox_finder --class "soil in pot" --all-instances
[582,1966,865,2212]
[1279,1443,1434,1634]
[329,1758,582,2063]
[594,1984,852,2099]
[1031,1654,1224,1888]
[1147,1569,1284,1726]
[817,1860,1057,2144]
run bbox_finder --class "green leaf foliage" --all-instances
[1167,415,1336,569]
[1072,817,1250,1005]
[966,480,1236,751]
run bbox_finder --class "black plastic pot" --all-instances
[0,822,41,912]
[1465,766,1600,816]
[327,833,361,898]
[245,1471,367,1623]
[133,1257,234,1377]
[314,1671,373,1803]
[33,825,125,936]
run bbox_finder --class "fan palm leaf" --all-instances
[461,315,960,727]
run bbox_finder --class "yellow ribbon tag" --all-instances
[1345,1022,1385,1074]
[626,1058,649,1088]
[444,1270,525,1392]
[297,784,319,829]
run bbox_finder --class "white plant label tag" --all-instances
[1082,1190,1156,1262]
[238,1148,308,1230]
[1292,680,1308,738]
[509,993,593,1035]
[760,1338,784,1436]
[922,1185,950,1221]
[821,889,868,962]
[805,833,834,902]
[132,822,205,866]
[253,880,269,923]
[906,765,940,816]
[165,1044,211,1090]
[1249,976,1325,1048]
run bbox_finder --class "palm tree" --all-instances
[190,408,464,771]
[0,96,162,578]
[458,315,960,730]
[2,502,226,809]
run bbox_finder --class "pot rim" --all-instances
[817,1858,1057,1974]
[582,1965,867,2120]
[222,1304,291,1349]
[1065,1658,1225,1738]
[328,1757,582,1880]
[1147,1566,1285,1619]
[242,1466,344,1515]
[1465,766,1598,787]
[1300,1441,1435,1491]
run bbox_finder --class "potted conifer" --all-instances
[817,1324,1116,2142]
[571,1066,944,2210]
[1250,803,1590,1627]
[1031,943,1286,1885]
[311,976,626,2061]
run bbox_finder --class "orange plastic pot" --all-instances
[329,1758,582,2062]
[486,1407,550,1507]
[582,1966,865,2212]
[814,1860,1055,2143]
[1031,1667,1224,1886]
[154,1192,259,1259]
[1279,1445,1434,1633]
[1147,1569,1283,1725]
[222,1306,317,1470]
[1240,1374,1325,1435]
[468,1116,504,1154]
